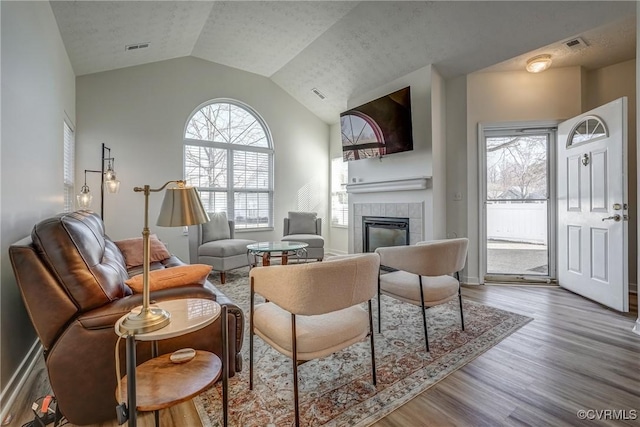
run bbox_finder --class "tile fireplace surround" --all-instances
[353,202,424,253]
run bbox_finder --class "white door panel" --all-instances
[557,97,628,312]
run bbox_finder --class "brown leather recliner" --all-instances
[9,211,244,425]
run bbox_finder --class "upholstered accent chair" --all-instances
[281,211,324,261]
[249,253,380,427]
[189,212,256,284]
[375,238,469,352]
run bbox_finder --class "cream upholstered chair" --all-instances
[281,211,324,261]
[188,212,256,284]
[249,253,380,427]
[375,238,469,352]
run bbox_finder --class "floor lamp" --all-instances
[77,143,120,218]
[118,180,210,334]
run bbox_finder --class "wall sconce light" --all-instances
[526,54,552,73]
[76,143,120,217]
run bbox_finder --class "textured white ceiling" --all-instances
[483,17,637,74]
[49,1,637,124]
[51,0,215,76]
[191,1,358,77]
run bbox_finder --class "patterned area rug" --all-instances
[195,268,532,427]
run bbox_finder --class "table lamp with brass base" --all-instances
[118,180,210,335]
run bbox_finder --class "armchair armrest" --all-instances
[205,281,245,361]
[188,225,202,264]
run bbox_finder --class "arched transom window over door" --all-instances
[567,115,608,147]
[184,100,274,229]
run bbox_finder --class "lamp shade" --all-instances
[105,177,120,194]
[77,185,93,209]
[157,186,209,227]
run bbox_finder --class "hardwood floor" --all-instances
[6,286,639,427]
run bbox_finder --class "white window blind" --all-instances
[331,157,348,226]
[63,121,75,212]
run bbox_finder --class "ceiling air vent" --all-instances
[563,37,588,51]
[125,42,150,51]
[311,88,326,100]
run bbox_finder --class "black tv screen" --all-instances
[340,86,413,161]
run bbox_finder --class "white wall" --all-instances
[445,76,467,242]
[0,0,75,398]
[76,56,328,261]
[347,65,434,252]
[463,67,583,283]
[431,67,447,239]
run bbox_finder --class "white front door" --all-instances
[557,97,628,312]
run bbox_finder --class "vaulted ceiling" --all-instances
[50,1,637,124]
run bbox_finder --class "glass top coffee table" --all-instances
[247,241,308,266]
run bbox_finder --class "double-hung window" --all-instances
[63,120,75,212]
[184,100,274,229]
[331,157,348,226]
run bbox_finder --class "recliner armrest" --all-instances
[205,281,245,354]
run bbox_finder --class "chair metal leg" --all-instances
[368,300,377,386]
[291,314,300,427]
[222,305,229,427]
[249,278,255,390]
[418,275,429,352]
[458,291,465,332]
[377,271,382,334]
[456,272,465,331]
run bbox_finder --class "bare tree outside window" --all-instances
[486,135,547,200]
[184,101,273,229]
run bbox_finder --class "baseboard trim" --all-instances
[0,339,41,423]
[463,275,480,285]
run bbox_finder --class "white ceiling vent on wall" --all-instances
[125,42,150,51]
[563,37,588,50]
[311,88,326,100]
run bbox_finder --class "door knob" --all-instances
[602,214,621,222]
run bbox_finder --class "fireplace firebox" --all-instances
[363,216,410,253]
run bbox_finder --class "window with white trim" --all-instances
[63,121,75,212]
[331,157,348,226]
[184,100,274,229]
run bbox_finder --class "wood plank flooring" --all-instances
[6,286,639,427]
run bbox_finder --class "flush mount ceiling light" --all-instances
[526,54,552,73]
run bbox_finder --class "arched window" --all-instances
[567,116,608,147]
[340,111,386,160]
[184,100,274,229]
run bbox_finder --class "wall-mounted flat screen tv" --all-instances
[340,86,413,161]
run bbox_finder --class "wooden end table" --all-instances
[115,298,228,427]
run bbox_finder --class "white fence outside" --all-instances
[487,202,547,245]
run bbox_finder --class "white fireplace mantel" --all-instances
[346,176,431,194]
